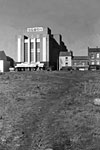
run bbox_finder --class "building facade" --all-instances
[16,27,67,70]
[59,51,73,70]
[88,47,100,70]
[0,51,11,72]
[72,56,89,70]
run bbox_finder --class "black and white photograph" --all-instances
[0,0,100,149]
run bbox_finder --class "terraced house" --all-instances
[59,51,73,70]
[88,47,100,70]
[72,56,89,71]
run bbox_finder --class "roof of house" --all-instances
[88,47,100,52]
[73,56,89,60]
[59,51,72,56]
[0,51,7,60]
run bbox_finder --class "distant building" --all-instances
[6,56,15,67]
[0,51,11,72]
[59,51,73,70]
[88,47,100,70]
[16,27,67,71]
[72,56,89,70]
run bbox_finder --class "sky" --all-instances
[0,0,100,60]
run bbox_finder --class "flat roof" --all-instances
[88,47,100,52]
[73,56,89,60]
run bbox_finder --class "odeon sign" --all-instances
[27,27,43,32]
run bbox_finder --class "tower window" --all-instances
[36,42,40,49]
[24,43,28,62]
[31,42,34,49]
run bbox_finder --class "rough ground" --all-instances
[0,70,100,150]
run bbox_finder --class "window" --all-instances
[91,54,94,59]
[74,63,76,66]
[97,53,100,58]
[91,61,95,65]
[36,39,40,62]
[24,43,28,62]
[36,42,40,49]
[36,52,40,62]
[30,42,34,62]
[31,42,34,49]
[82,62,85,66]
[65,57,68,60]
[36,42,40,62]
[96,61,100,65]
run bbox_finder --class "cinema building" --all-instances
[15,27,67,71]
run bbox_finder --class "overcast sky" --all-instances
[0,0,100,60]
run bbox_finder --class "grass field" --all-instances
[0,70,100,150]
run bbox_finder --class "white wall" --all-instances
[42,37,47,61]
[18,37,22,62]
[28,38,30,64]
[0,60,4,72]
[0,60,10,72]
[67,56,72,66]
[59,56,72,70]
[59,57,66,70]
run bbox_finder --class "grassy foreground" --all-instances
[0,70,100,150]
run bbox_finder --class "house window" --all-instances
[97,53,100,58]
[65,57,68,60]
[91,61,95,65]
[91,54,94,59]
[96,61,100,65]
[82,62,85,66]
[74,63,76,66]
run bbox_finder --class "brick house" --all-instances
[88,47,100,70]
[72,56,89,70]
